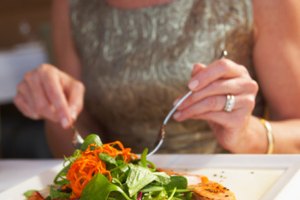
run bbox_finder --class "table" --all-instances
[0,159,62,192]
[1,155,300,200]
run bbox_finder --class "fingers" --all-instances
[24,71,58,121]
[14,94,39,120]
[178,77,258,110]
[14,64,85,128]
[173,59,258,152]
[173,94,255,122]
[63,77,85,120]
[40,69,73,127]
[15,81,39,119]
[188,59,250,91]
[173,58,258,129]
[191,63,206,77]
[172,63,206,106]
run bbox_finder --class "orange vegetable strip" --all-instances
[66,141,138,198]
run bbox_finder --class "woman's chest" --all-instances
[106,0,173,9]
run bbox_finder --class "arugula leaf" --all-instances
[43,132,194,200]
[140,148,148,167]
[142,190,168,200]
[99,153,117,166]
[54,150,81,186]
[81,173,131,200]
[111,163,130,184]
[167,187,177,200]
[81,134,102,150]
[141,186,165,193]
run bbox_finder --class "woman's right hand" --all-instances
[14,64,85,129]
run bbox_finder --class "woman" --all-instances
[14,0,300,157]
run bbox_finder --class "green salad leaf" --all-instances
[24,134,194,200]
[49,185,70,199]
[23,190,37,198]
[80,133,103,150]
[81,173,131,200]
[165,175,188,191]
[126,164,158,197]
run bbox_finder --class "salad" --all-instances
[25,134,235,200]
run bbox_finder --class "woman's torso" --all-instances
[70,0,264,153]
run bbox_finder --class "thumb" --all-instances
[67,81,85,121]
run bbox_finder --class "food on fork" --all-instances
[24,134,236,200]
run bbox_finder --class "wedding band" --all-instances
[224,94,235,112]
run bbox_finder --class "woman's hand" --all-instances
[14,64,85,129]
[173,59,259,153]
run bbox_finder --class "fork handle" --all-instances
[163,90,193,125]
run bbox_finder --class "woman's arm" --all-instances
[45,0,83,157]
[51,0,81,78]
[13,0,86,157]
[174,0,300,154]
[252,0,300,153]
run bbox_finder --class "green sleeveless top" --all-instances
[70,0,265,153]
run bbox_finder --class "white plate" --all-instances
[1,155,300,200]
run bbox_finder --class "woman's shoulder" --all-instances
[253,0,300,40]
[253,0,300,23]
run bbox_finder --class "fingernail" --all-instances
[199,63,207,68]
[71,109,77,120]
[188,80,199,90]
[173,112,181,119]
[61,118,69,128]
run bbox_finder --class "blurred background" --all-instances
[0,0,53,158]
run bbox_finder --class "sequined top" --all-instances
[70,0,264,153]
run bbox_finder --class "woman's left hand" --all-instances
[173,58,259,153]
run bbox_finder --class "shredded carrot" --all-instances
[66,141,138,198]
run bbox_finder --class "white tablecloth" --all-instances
[1,155,300,200]
[0,159,62,192]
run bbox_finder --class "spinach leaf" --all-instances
[81,173,131,200]
[126,164,157,197]
[164,175,188,191]
[153,172,170,185]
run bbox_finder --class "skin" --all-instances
[14,0,300,157]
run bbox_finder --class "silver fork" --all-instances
[70,53,228,152]
[147,91,193,156]
[71,125,84,149]
[70,91,192,152]
[147,50,228,156]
